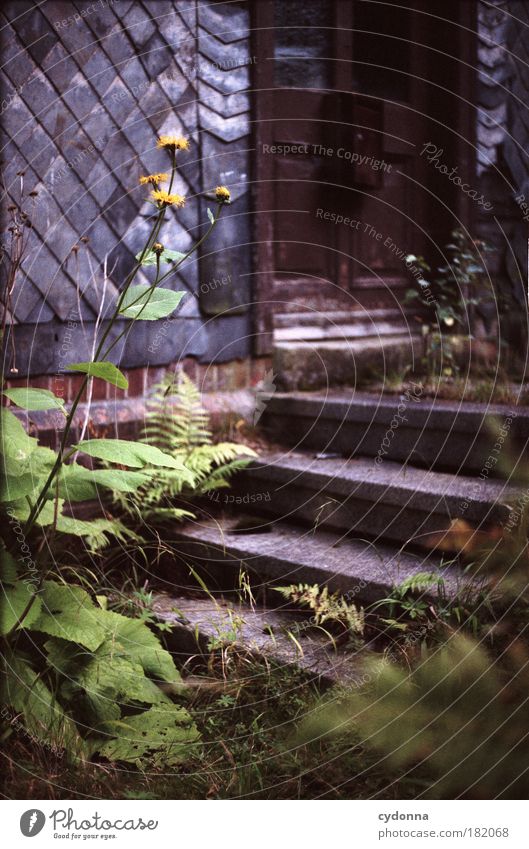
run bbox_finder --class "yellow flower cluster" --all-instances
[151,189,186,208]
[139,173,168,185]
[215,185,231,203]
[157,135,190,151]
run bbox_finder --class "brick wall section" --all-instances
[5,356,272,402]
[1,1,253,377]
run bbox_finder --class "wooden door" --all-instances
[253,0,476,352]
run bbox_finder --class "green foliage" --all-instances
[404,228,492,331]
[56,466,150,502]
[1,566,199,767]
[67,361,128,390]
[2,387,66,413]
[118,285,186,320]
[0,131,228,775]
[0,407,38,475]
[136,248,186,266]
[274,583,364,637]
[73,437,193,472]
[306,635,529,798]
[368,570,489,637]
[119,371,256,523]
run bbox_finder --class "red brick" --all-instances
[196,363,217,393]
[6,377,28,389]
[67,375,87,403]
[233,358,250,389]
[107,384,127,403]
[51,375,67,401]
[215,362,236,391]
[89,376,108,401]
[125,367,145,398]
[26,374,52,391]
[181,357,198,382]
[250,357,273,385]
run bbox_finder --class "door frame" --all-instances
[251,0,477,355]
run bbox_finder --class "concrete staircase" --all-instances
[171,390,528,602]
[157,388,528,683]
[272,309,423,390]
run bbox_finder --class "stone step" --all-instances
[275,321,406,343]
[228,451,514,548]
[273,308,411,329]
[151,591,367,685]
[172,517,456,602]
[274,335,422,391]
[262,391,528,475]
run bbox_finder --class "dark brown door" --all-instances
[253,0,476,351]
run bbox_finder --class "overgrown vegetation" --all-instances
[404,228,492,333]
[115,371,255,525]
[301,478,529,799]
[1,133,233,771]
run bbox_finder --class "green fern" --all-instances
[119,371,256,522]
[274,583,364,636]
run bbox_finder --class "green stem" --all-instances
[99,203,223,362]
[22,204,169,537]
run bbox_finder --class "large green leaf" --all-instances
[1,651,83,756]
[118,285,186,320]
[2,388,66,413]
[0,471,41,502]
[57,640,172,726]
[29,580,107,651]
[58,465,150,502]
[99,610,181,684]
[54,515,140,552]
[73,438,193,474]
[6,497,59,527]
[96,705,200,766]
[0,408,38,476]
[1,445,57,502]
[0,582,42,635]
[67,361,128,390]
[0,550,18,584]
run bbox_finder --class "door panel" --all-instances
[253,0,476,350]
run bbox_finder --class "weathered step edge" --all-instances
[229,452,514,547]
[172,518,466,603]
[152,592,367,685]
[262,392,529,475]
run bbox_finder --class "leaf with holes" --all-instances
[96,705,200,766]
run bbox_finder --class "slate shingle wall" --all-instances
[1,0,252,377]
[476,0,528,306]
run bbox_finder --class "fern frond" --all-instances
[118,370,256,523]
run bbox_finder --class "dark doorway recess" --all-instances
[252,0,476,353]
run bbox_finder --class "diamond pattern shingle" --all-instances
[2,1,252,376]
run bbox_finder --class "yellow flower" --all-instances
[139,173,168,185]
[151,189,186,208]
[157,135,190,152]
[215,185,231,203]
